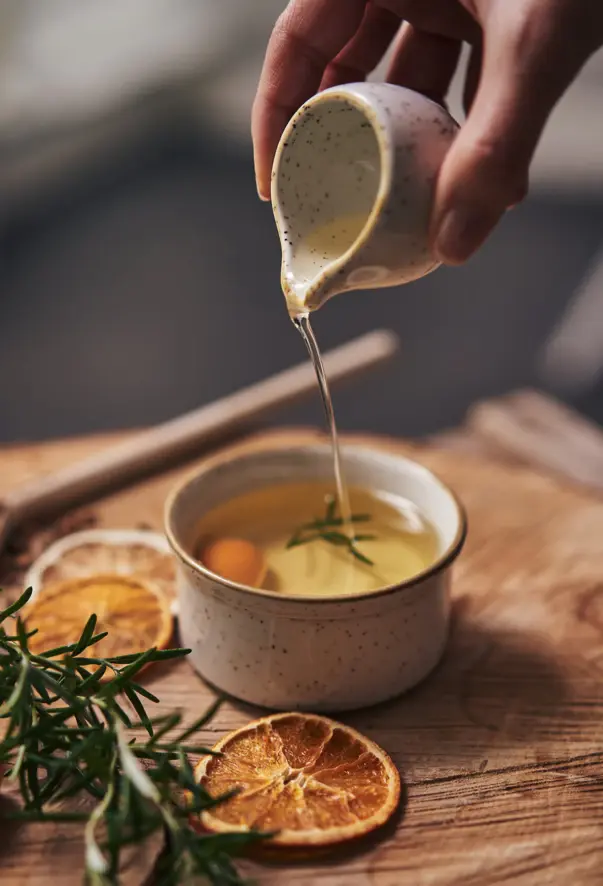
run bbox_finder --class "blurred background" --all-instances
[1,0,603,444]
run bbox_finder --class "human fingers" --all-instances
[386,21,462,105]
[381,0,479,43]
[462,39,482,114]
[320,2,401,90]
[432,2,603,264]
[252,0,367,200]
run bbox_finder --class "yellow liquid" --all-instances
[291,212,369,284]
[284,212,370,314]
[293,314,352,528]
[283,212,372,560]
[194,482,439,597]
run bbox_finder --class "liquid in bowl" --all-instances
[166,443,466,711]
[193,480,439,597]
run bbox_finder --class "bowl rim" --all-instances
[164,441,467,605]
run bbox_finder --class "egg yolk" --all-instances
[201,538,265,588]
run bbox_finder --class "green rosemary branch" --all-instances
[286,495,376,565]
[0,587,266,885]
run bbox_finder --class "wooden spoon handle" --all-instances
[1,330,398,536]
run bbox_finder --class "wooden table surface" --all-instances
[1,424,603,885]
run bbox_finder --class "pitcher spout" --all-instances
[281,259,348,315]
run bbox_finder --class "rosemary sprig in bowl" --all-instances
[286,495,376,565]
[0,587,266,884]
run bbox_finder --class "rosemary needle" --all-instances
[286,495,376,566]
[0,587,266,885]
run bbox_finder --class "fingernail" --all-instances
[254,165,270,201]
[253,156,270,201]
[434,204,499,265]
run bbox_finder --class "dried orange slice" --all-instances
[194,712,400,850]
[25,529,178,614]
[23,574,172,660]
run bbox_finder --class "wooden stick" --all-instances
[0,330,398,548]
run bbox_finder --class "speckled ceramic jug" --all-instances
[271,83,458,314]
[166,442,466,712]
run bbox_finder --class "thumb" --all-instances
[431,4,593,265]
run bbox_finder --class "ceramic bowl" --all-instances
[272,83,458,313]
[165,443,466,712]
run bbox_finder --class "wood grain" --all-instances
[1,428,603,885]
[435,388,603,494]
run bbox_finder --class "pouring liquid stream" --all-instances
[283,203,374,543]
[291,312,353,533]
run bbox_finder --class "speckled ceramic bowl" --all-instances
[272,83,458,313]
[166,443,466,712]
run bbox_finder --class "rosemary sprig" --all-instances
[286,495,376,565]
[0,587,266,884]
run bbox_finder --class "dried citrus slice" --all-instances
[23,574,172,661]
[194,712,400,850]
[25,529,178,615]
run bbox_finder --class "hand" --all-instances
[252,1,603,264]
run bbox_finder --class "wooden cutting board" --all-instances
[1,428,602,886]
